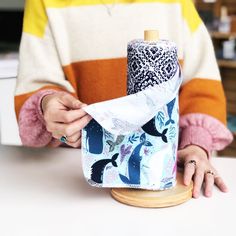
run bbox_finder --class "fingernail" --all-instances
[205,192,212,198]
[184,180,189,186]
[183,176,190,185]
[193,192,199,198]
[223,187,229,193]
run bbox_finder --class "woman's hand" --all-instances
[42,92,92,148]
[177,145,228,198]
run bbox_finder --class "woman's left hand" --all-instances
[177,145,228,198]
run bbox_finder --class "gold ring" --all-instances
[184,159,197,167]
[205,170,214,176]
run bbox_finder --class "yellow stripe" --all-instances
[24,0,201,38]
[23,0,48,38]
[181,0,201,33]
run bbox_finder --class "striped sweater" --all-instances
[15,0,233,151]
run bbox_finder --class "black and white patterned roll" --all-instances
[127,39,179,95]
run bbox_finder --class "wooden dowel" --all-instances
[144,30,159,41]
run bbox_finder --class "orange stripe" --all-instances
[63,58,184,105]
[15,86,76,120]
[63,58,127,105]
[179,79,227,125]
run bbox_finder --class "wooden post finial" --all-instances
[144,30,159,41]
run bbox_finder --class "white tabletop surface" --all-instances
[0,144,235,236]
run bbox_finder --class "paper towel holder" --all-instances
[110,30,193,208]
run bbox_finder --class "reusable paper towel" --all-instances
[81,39,182,190]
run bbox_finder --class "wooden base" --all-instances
[111,172,193,208]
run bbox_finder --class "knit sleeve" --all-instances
[179,114,233,156]
[178,0,232,152]
[18,89,59,147]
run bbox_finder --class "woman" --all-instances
[15,0,233,198]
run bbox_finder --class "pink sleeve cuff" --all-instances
[179,113,233,155]
[18,89,59,147]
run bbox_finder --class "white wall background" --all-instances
[0,0,24,145]
[0,78,21,146]
[0,0,25,10]
[0,56,21,146]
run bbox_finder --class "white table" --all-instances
[0,145,235,236]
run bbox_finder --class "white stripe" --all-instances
[47,3,184,64]
[16,29,75,95]
[182,24,221,83]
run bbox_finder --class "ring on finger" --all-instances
[205,170,214,176]
[60,135,68,143]
[184,159,197,167]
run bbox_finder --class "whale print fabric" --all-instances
[82,99,179,190]
[81,39,182,190]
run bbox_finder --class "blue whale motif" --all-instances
[142,117,168,143]
[91,153,119,184]
[165,98,176,126]
[85,119,103,154]
[119,133,152,185]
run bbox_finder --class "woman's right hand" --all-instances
[41,92,92,148]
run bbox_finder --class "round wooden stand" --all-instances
[111,172,193,208]
[111,31,192,208]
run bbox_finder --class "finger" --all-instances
[66,137,81,148]
[51,130,66,140]
[183,161,196,186]
[193,169,204,198]
[52,109,88,123]
[204,172,215,197]
[51,132,62,140]
[46,121,58,133]
[60,93,85,110]
[49,115,92,137]
[215,176,228,193]
[66,132,81,143]
[63,115,92,137]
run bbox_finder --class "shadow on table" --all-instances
[1,145,111,200]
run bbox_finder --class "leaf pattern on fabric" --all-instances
[128,134,139,144]
[157,111,165,129]
[120,144,132,163]
[104,130,113,140]
[169,125,176,140]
